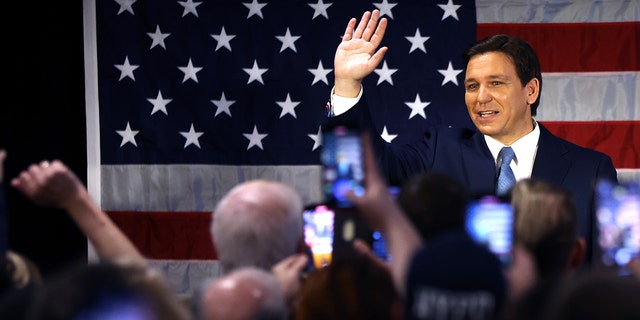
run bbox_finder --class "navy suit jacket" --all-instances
[326,97,619,264]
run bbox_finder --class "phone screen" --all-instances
[321,125,365,208]
[465,196,514,267]
[303,204,334,271]
[595,180,640,275]
[304,204,390,272]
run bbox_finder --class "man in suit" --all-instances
[324,10,618,265]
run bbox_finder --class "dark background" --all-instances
[1,1,86,276]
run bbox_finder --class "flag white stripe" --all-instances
[147,260,221,298]
[103,165,637,212]
[101,164,323,212]
[537,72,640,122]
[476,0,640,23]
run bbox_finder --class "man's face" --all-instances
[464,51,538,145]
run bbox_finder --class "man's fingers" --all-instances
[352,11,372,39]
[370,46,388,69]
[361,9,381,41]
[342,18,357,41]
[369,17,388,48]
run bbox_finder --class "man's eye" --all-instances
[491,81,502,86]
[466,84,478,90]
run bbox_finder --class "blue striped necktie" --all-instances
[496,147,516,196]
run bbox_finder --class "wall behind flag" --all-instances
[2,1,87,276]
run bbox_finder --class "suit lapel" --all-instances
[461,132,496,195]
[531,123,570,184]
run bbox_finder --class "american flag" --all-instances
[84,0,639,296]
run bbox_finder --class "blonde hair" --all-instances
[5,250,42,288]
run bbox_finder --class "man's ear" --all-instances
[568,237,586,270]
[525,78,540,105]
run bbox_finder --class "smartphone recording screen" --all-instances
[595,180,640,275]
[465,196,514,267]
[303,204,334,270]
[321,125,364,208]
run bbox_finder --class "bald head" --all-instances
[202,267,287,320]
[212,180,304,273]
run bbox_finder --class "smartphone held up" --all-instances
[465,195,514,267]
[595,179,640,276]
[320,124,365,208]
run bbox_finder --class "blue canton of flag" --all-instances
[97,0,475,166]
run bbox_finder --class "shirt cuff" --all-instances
[330,85,363,116]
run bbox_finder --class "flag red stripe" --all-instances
[477,22,640,72]
[107,211,217,260]
[541,120,640,169]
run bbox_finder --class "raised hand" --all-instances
[334,10,388,98]
[11,160,85,210]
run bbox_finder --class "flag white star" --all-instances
[373,0,398,19]
[211,26,236,52]
[374,61,398,85]
[308,126,322,151]
[405,94,431,119]
[147,25,170,50]
[147,91,172,115]
[116,122,139,147]
[308,0,332,19]
[405,28,430,53]
[114,0,136,15]
[243,0,267,19]
[180,124,204,149]
[178,58,203,83]
[438,0,461,21]
[308,61,332,85]
[178,0,202,17]
[211,92,236,117]
[277,93,301,118]
[114,56,139,81]
[276,28,301,53]
[438,61,463,86]
[380,126,398,143]
[243,60,268,85]
[243,125,268,150]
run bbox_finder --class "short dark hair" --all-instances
[398,172,471,239]
[462,34,543,116]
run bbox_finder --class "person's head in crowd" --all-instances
[542,270,640,320]
[499,179,586,320]
[398,172,506,320]
[211,180,304,274]
[200,266,288,320]
[511,178,585,278]
[397,171,471,239]
[9,261,190,320]
[293,254,403,320]
[0,250,42,295]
